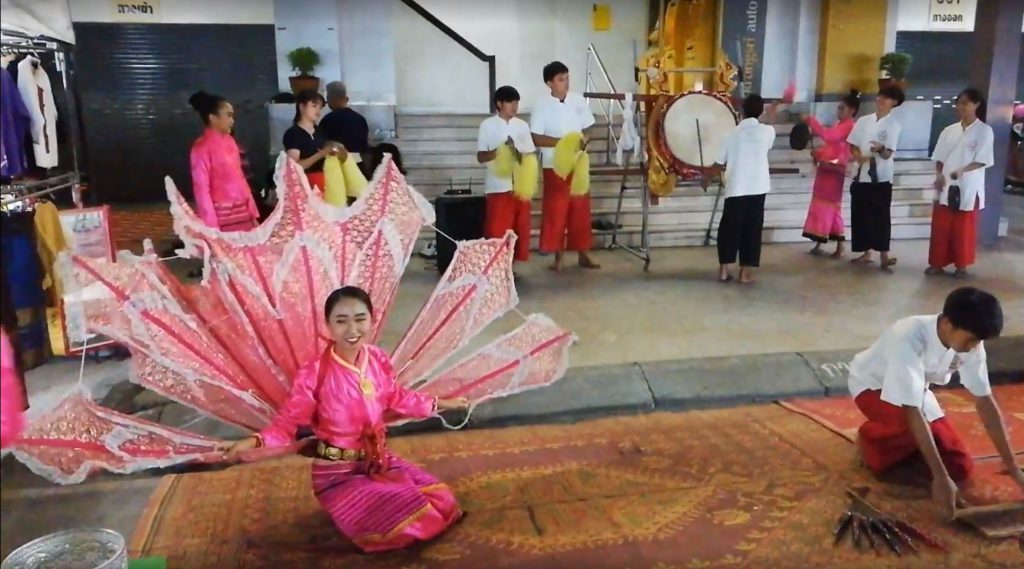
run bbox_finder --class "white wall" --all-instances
[392,0,647,113]
[336,0,396,105]
[70,0,274,24]
[274,0,342,92]
[762,0,819,101]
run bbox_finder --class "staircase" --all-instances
[394,112,1006,250]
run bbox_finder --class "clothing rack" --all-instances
[1,30,83,209]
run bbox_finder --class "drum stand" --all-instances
[608,150,652,271]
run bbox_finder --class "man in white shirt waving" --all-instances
[847,85,904,271]
[530,61,600,272]
[848,287,1023,520]
[477,86,536,265]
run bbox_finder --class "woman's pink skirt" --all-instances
[311,455,462,553]
[802,165,846,243]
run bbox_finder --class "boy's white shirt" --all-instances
[848,314,991,421]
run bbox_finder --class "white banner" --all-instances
[927,0,973,31]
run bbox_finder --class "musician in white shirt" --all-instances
[847,85,904,271]
[530,61,600,272]
[848,287,1022,520]
[927,88,995,279]
[477,86,537,264]
[708,95,778,284]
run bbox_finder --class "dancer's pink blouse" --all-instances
[807,117,855,165]
[189,128,259,229]
[258,345,437,449]
[1,329,25,448]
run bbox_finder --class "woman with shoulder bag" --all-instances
[927,88,995,279]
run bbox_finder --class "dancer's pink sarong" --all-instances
[258,344,461,552]
[802,117,855,243]
[1,329,26,448]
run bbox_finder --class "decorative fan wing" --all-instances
[11,392,222,485]
[415,314,575,405]
[59,249,276,430]
[391,233,518,387]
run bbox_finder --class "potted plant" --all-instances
[287,47,321,94]
[878,52,912,91]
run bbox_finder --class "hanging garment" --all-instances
[0,67,31,177]
[32,200,68,296]
[17,56,59,169]
[0,211,48,369]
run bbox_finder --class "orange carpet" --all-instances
[130,406,1022,569]
[779,384,1024,459]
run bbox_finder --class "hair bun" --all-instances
[188,90,212,112]
[848,89,861,99]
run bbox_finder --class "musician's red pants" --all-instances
[854,389,973,483]
[484,192,531,262]
[539,169,592,253]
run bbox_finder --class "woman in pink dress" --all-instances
[1,328,26,449]
[223,286,467,553]
[188,91,260,232]
[800,90,860,258]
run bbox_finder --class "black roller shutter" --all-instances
[72,23,277,203]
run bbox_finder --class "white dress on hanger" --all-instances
[17,56,59,169]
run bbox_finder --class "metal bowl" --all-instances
[1,528,127,569]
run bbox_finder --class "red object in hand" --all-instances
[782,81,796,104]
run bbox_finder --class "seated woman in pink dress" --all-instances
[223,286,467,553]
[1,328,26,449]
[188,91,260,232]
[800,90,860,258]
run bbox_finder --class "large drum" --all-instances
[651,91,738,178]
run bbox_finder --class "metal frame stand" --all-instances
[608,149,652,271]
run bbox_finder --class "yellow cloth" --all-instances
[341,156,367,199]
[492,144,516,178]
[32,201,67,296]
[322,156,347,206]
[553,132,584,179]
[570,152,591,196]
[512,153,539,201]
[323,155,368,205]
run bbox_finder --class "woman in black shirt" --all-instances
[283,89,347,192]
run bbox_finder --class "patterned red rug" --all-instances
[779,384,1024,459]
[129,406,1022,568]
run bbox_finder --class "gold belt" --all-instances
[316,441,365,461]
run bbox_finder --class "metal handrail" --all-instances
[585,43,626,164]
[399,0,496,112]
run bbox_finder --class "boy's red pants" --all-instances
[854,389,973,483]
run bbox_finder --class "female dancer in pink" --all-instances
[1,329,26,448]
[188,91,260,232]
[223,286,467,553]
[800,90,860,257]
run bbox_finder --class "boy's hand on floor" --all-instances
[931,475,959,521]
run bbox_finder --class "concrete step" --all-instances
[400,147,880,168]
[587,191,931,212]
[578,201,934,229]
[403,162,937,191]
[413,215,936,251]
